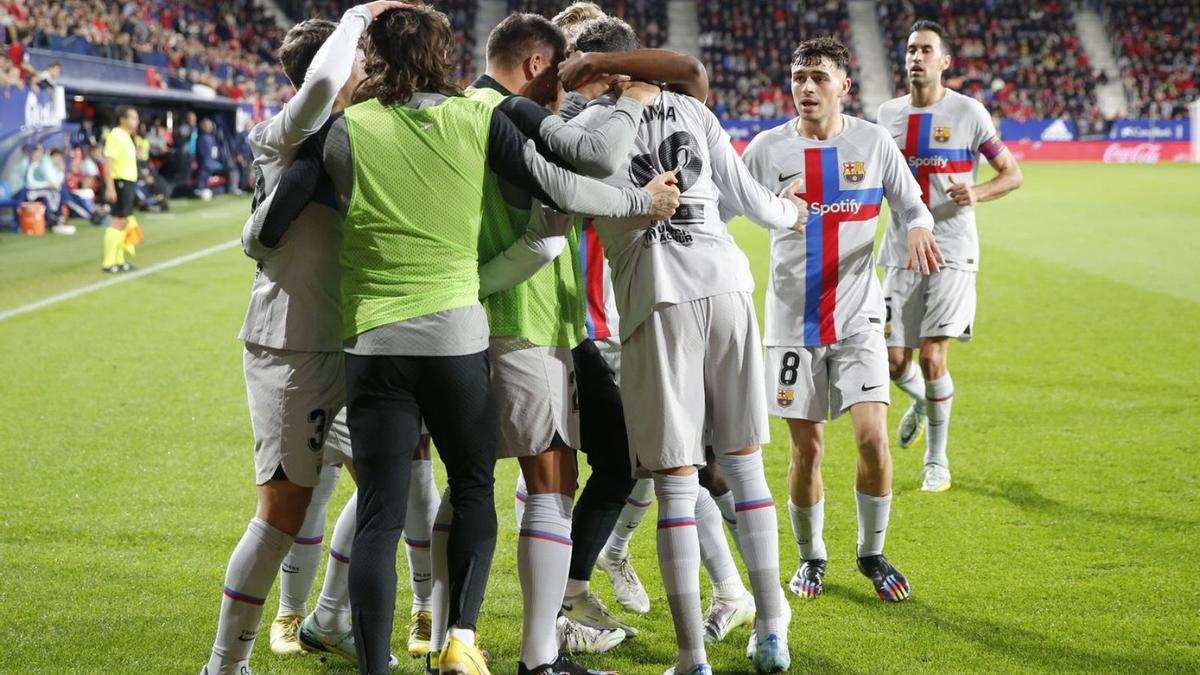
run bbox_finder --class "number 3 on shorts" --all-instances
[308,409,328,451]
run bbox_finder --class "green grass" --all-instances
[1,163,1198,673]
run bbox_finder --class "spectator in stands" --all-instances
[194,117,227,200]
[231,118,253,194]
[32,60,60,88]
[26,147,74,235]
[170,110,197,191]
[74,117,100,149]
[146,117,171,161]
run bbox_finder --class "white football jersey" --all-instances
[876,89,1006,272]
[238,7,370,352]
[743,115,933,347]
[573,91,798,340]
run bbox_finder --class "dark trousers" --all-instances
[345,351,498,674]
[568,339,637,581]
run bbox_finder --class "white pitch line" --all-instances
[0,238,241,323]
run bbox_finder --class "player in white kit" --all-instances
[743,36,941,605]
[570,17,808,675]
[202,4,432,673]
[876,20,1023,492]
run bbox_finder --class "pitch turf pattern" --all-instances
[1,164,1198,673]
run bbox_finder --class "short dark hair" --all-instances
[48,62,61,70]
[49,148,63,157]
[911,19,953,56]
[356,5,463,106]
[791,36,851,74]
[573,16,640,54]
[115,105,136,121]
[487,13,567,69]
[279,18,337,88]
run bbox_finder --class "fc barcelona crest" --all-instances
[933,126,952,143]
[777,387,795,408]
[842,161,865,184]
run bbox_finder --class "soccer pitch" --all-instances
[1,163,1197,673]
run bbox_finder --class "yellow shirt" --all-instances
[104,127,138,182]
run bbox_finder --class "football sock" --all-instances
[404,459,438,611]
[206,518,291,673]
[654,472,705,671]
[514,472,528,529]
[788,497,827,561]
[518,492,574,668]
[925,374,955,467]
[448,626,476,647]
[715,451,787,638]
[695,489,744,601]
[895,361,927,413]
[856,490,891,557]
[428,489,453,653]
[564,578,589,600]
[710,488,741,550]
[277,465,340,617]
[313,491,356,634]
[102,226,123,267]
[602,478,653,561]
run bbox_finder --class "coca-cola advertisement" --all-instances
[995,141,1190,163]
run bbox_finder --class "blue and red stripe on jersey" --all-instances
[903,113,976,206]
[794,147,884,345]
[578,219,613,340]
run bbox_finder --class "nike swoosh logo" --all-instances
[861,384,884,392]
[938,322,954,328]
[778,170,803,183]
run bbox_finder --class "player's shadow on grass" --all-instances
[594,627,860,675]
[825,589,1195,672]
[953,478,1198,532]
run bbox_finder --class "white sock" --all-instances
[856,490,892,557]
[313,491,356,634]
[715,452,787,639]
[428,489,453,653]
[448,626,476,645]
[404,459,439,611]
[788,498,827,561]
[278,465,340,617]
[895,360,927,413]
[602,478,653,560]
[654,473,706,671]
[564,578,589,600]
[925,374,954,467]
[695,489,743,601]
[710,488,741,551]
[515,471,528,529]
[206,518,292,673]
[518,492,574,668]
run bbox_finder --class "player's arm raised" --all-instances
[273,2,410,148]
[497,82,659,178]
[486,107,679,220]
[880,135,943,274]
[559,49,710,103]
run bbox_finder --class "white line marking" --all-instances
[0,239,241,323]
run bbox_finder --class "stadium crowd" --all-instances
[1,0,293,104]
[511,0,666,47]
[877,0,1104,125]
[1105,0,1198,120]
[278,0,479,81]
[698,0,862,120]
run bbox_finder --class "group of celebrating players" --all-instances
[200,1,1022,674]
